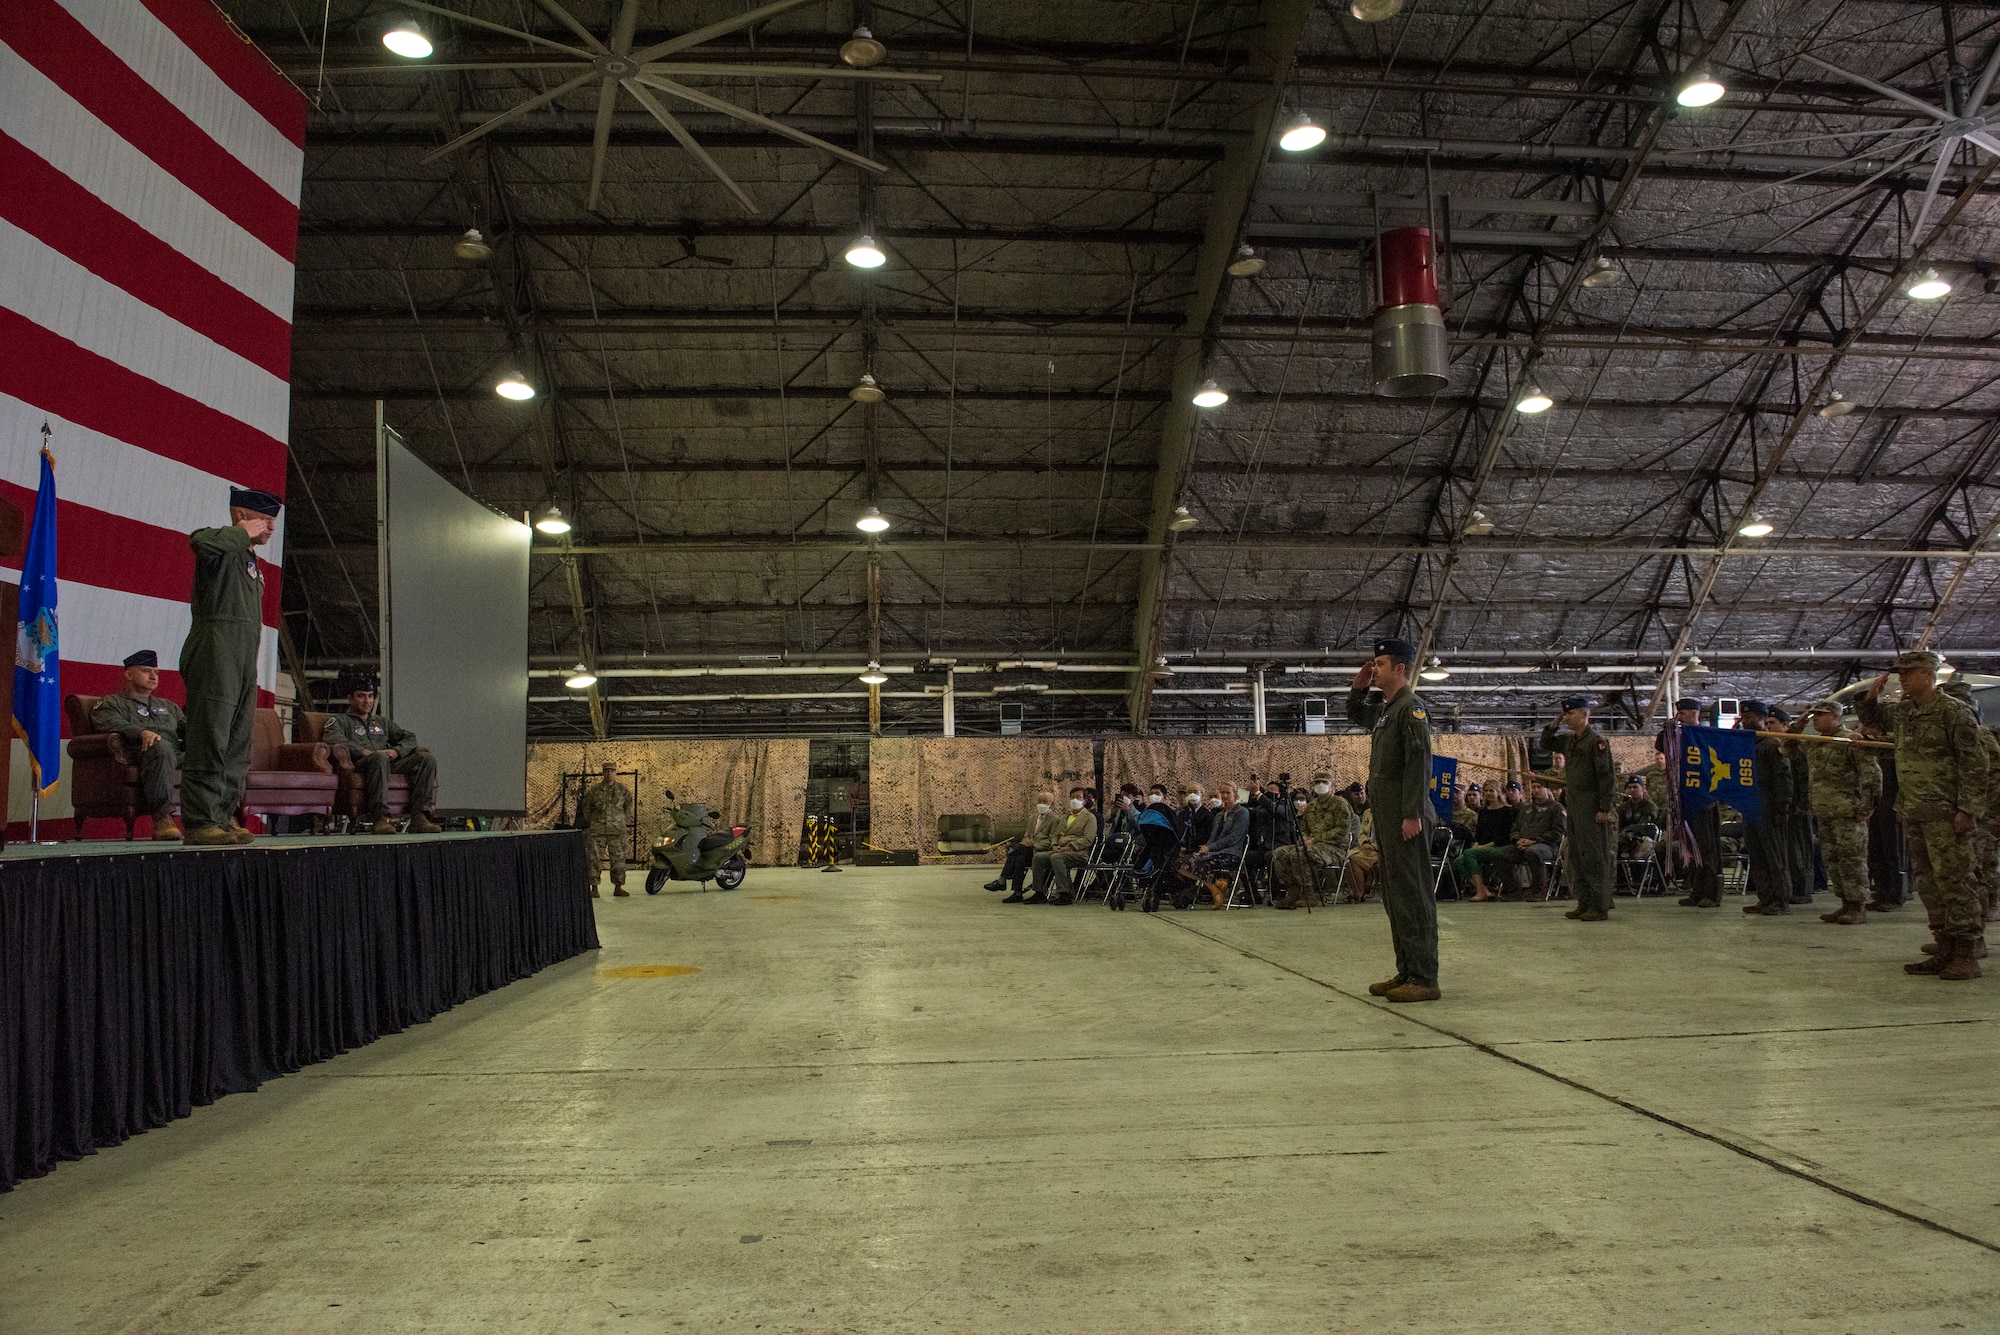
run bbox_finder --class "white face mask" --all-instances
[1070,798,1084,810]
[1235,788,1250,803]
[1036,803,1050,814]
[1149,794,1163,804]
[1313,783,1331,795]
[1207,797,1223,809]
[1293,800,1307,811]
[1186,793,1200,804]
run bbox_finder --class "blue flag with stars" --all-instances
[12,445,59,794]
[1675,724,1761,828]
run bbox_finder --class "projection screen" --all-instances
[377,411,530,814]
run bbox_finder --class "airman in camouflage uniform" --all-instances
[1347,638,1439,1002]
[1804,699,1883,925]
[1856,650,1989,980]
[1940,681,2000,929]
[1274,769,1356,908]
[1542,696,1618,921]
[579,761,632,897]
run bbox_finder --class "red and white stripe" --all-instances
[0,0,304,825]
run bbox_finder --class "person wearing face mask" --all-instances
[999,790,1062,902]
[1274,770,1357,909]
[1192,784,1252,908]
[1029,787,1099,904]
[1180,786,1213,850]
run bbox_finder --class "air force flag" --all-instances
[1675,724,1761,828]
[13,446,59,793]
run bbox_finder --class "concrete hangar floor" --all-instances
[4,866,1997,1333]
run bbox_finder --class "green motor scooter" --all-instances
[643,802,751,894]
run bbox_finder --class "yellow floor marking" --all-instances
[596,965,702,979]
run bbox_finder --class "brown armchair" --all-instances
[65,694,175,839]
[295,710,417,824]
[239,708,337,826]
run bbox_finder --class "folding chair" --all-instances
[1311,848,1351,906]
[1430,827,1463,901]
[1543,836,1569,901]
[1075,830,1136,905]
[1222,845,1260,909]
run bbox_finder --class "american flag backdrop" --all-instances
[0,0,304,826]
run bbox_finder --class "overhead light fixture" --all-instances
[1684,653,1710,675]
[534,504,571,535]
[453,228,491,261]
[1464,508,1494,536]
[855,505,890,534]
[858,662,890,685]
[850,372,885,403]
[495,370,535,400]
[380,14,433,59]
[843,234,886,268]
[1581,255,1621,288]
[1278,112,1326,152]
[1167,505,1198,532]
[1227,244,1266,277]
[1907,267,1952,300]
[1676,71,1725,107]
[1515,385,1553,414]
[840,24,886,67]
[1818,389,1856,418]
[1419,656,1450,681]
[1348,0,1404,19]
[1737,514,1774,538]
[1191,379,1229,408]
[564,664,597,689]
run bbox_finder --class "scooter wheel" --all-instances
[713,854,747,890]
[644,868,667,896]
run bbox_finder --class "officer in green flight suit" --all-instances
[1346,637,1440,1003]
[178,487,278,846]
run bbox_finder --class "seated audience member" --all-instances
[323,679,442,834]
[1503,779,1524,806]
[1454,787,1517,901]
[1030,787,1098,904]
[91,649,185,839]
[1493,774,1564,898]
[1144,783,1177,824]
[1273,770,1357,909]
[1340,805,1379,902]
[1192,783,1251,908]
[1178,786,1209,849]
[997,791,1060,901]
[1617,774,1662,861]
[1108,783,1144,842]
[1451,783,1482,839]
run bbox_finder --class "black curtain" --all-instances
[2,831,596,1191]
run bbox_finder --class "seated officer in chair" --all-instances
[323,678,442,834]
[91,649,185,840]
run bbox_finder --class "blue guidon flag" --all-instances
[13,443,59,793]
[1675,724,1761,828]
[1429,755,1459,823]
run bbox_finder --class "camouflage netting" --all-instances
[526,740,808,867]
[868,738,1094,864]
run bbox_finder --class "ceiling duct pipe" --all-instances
[1371,226,1448,397]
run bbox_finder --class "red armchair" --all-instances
[239,709,337,825]
[294,710,419,825]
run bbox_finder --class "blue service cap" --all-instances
[1560,695,1591,712]
[1741,699,1770,715]
[1372,637,1417,664]
[1674,698,1703,712]
[229,486,283,517]
[122,649,157,668]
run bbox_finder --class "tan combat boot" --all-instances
[1906,932,1952,974]
[370,814,398,835]
[1208,877,1228,909]
[182,825,237,846]
[1368,976,1405,996]
[1938,937,1984,981]
[407,812,443,834]
[151,814,182,841]
[1821,903,1866,925]
[1384,981,1442,1003]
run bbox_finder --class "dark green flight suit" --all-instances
[1543,722,1617,914]
[1784,737,1816,902]
[90,691,185,817]
[1348,682,1438,988]
[323,710,438,817]
[179,525,263,830]
[1746,734,1795,909]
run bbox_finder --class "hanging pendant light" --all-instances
[564,664,597,689]
[1227,244,1266,277]
[1278,112,1326,152]
[855,506,890,533]
[1676,71,1725,107]
[1818,389,1856,418]
[454,228,491,261]
[1737,514,1774,538]
[1419,657,1450,681]
[840,25,887,67]
[858,662,890,685]
[843,235,886,268]
[1167,505,1198,532]
[534,504,570,534]
[495,370,535,400]
[850,373,885,403]
[380,14,433,58]
[1191,379,1229,408]
[1581,255,1621,288]
[1515,385,1553,414]
[1907,268,1952,299]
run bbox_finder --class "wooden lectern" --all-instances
[0,497,23,850]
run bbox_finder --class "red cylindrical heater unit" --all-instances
[1371,226,1448,397]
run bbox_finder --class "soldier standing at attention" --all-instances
[579,761,632,898]
[1736,701,1796,914]
[1774,708,1816,905]
[1940,681,1999,934]
[179,488,280,845]
[324,681,443,834]
[1541,696,1617,921]
[1347,638,1440,1003]
[1857,650,1989,979]
[91,649,185,840]
[1273,770,1355,909]
[1804,700,1883,926]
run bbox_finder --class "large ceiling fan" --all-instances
[375,0,942,213]
[1800,42,2000,243]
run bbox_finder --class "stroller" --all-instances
[1129,811,1198,912]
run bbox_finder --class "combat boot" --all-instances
[1938,937,1984,981]
[1208,877,1228,909]
[1368,976,1405,996]
[182,824,237,846]
[1678,893,1704,907]
[1905,932,1951,974]
[1866,898,1900,912]
[370,815,398,835]
[407,812,443,835]
[1564,906,1585,919]
[612,884,630,898]
[1578,909,1608,922]
[151,816,181,841]
[1384,981,1442,1003]
[1821,903,1867,925]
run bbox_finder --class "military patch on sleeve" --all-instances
[1411,708,1426,720]
[1596,739,1608,752]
